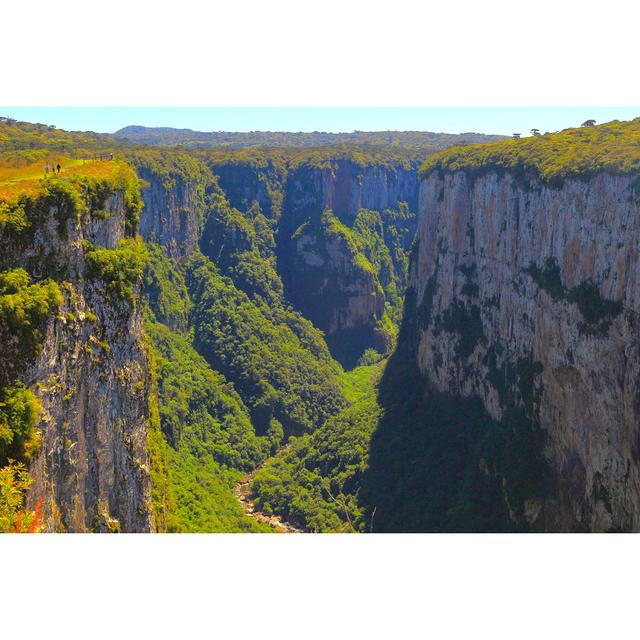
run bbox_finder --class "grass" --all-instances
[420,117,640,185]
[0,156,125,202]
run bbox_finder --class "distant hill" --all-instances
[114,125,508,150]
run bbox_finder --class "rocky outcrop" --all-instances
[137,165,210,260]
[282,159,418,232]
[284,211,387,368]
[278,160,418,365]
[2,184,152,532]
[408,169,640,531]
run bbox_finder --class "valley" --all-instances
[2,116,640,532]
[233,445,304,533]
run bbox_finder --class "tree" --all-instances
[512,133,521,139]
[0,462,44,533]
[582,119,596,127]
[531,128,541,137]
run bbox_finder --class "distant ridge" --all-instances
[114,125,507,150]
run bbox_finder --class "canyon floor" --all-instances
[233,448,305,534]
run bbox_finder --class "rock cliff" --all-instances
[207,156,285,219]
[405,168,640,531]
[279,159,418,365]
[0,175,152,532]
[133,153,216,260]
[282,159,418,230]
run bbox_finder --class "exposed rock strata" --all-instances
[5,189,152,532]
[409,169,640,531]
[279,160,418,364]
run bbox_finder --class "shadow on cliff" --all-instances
[359,289,549,533]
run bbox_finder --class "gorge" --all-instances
[2,117,640,532]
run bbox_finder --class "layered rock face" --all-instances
[282,160,418,229]
[279,160,418,365]
[409,169,640,531]
[208,160,284,219]
[284,211,387,367]
[2,189,151,532]
[138,167,205,259]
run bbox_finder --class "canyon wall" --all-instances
[134,153,219,261]
[282,160,418,230]
[207,158,284,219]
[406,169,640,531]
[0,183,152,532]
[279,160,418,366]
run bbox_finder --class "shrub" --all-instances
[0,268,63,353]
[85,238,147,303]
[357,348,383,367]
[0,462,44,533]
[0,383,42,465]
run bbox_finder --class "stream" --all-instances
[233,450,305,533]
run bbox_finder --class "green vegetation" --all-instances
[146,331,179,533]
[85,238,147,303]
[200,194,284,306]
[0,118,118,155]
[144,243,191,331]
[352,206,415,326]
[146,317,266,467]
[524,258,623,335]
[0,461,44,533]
[0,179,84,237]
[0,383,42,466]
[145,312,270,532]
[188,254,345,436]
[115,124,505,156]
[251,363,383,532]
[421,118,640,185]
[143,242,275,532]
[0,268,63,355]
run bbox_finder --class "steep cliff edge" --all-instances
[368,121,640,531]
[205,151,286,220]
[131,151,216,260]
[0,166,152,532]
[279,156,418,366]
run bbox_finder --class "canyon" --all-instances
[2,118,640,532]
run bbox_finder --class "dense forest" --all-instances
[115,124,507,151]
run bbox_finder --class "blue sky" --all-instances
[1,107,639,136]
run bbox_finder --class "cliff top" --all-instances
[201,144,456,172]
[0,156,136,203]
[420,117,640,184]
